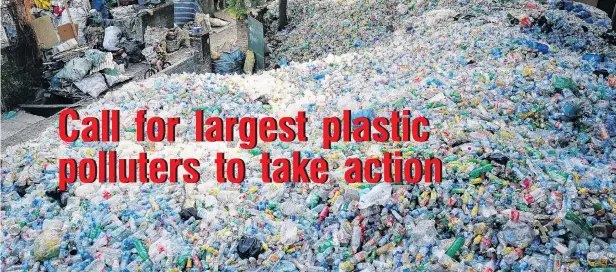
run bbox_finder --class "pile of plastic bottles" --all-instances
[2,0,616,271]
[267,0,616,67]
[267,0,415,66]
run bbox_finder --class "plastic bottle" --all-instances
[350,225,362,254]
[133,240,149,261]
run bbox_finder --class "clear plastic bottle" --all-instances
[350,225,362,254]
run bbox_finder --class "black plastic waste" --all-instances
[507,14,520,25]
[405,26,414,34]
[179,207,202,221]
[592,224,615,238]
[593,69,609,78]
[256,95,270,105]
[486,153,509,165]
[535,15,553,33]
[451,139,470,147]
[237,237,264,259]
[601,32,616,45]
[15,185,29,197]
[454,14,475,21]
[118,40,145,63]
[68,241,78,255]
[46,189,67,207]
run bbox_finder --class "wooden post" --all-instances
[612,3,616,31]
[13,0,32,26]
[277,0,287,31]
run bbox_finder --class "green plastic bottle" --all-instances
[468,165,494,178]
[318,239,333,253]
[133,240,150,261]
[565,211,592,236]
[248,149,262,156]
[309,193,320,208]
[176,252,190,268]
[445,237,465,257]
[450,188,465,194]
[89,225,101,239]
[547,170,569,184]
[443,155,459,163]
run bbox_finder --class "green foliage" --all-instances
[225,0,248,19]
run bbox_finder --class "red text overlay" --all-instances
[57,109,442,190]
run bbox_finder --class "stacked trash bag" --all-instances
[2,0,616,271]
[213,49,246,75]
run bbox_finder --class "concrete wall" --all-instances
[141,3,175,30]
[161,54,197,74]
[121,3,175,42]
[160,32,212,75]
[190,32,211,72]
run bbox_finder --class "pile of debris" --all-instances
[29,0,171,100]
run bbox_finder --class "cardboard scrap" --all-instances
[32,16,59,48]
[57,24,79,41]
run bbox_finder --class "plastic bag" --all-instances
[213,48,245,74]
[103,26,122,51]
[85,49,115,74]
[118,39,145,62]
[33,220,64,261]
[144,26,168,46]
[74,73,131,97]
[166,39,180,52]
[358,183,392,209]
[55,57,93,82]
[279,220,299,244]
[409,220,437,247]
[209,17,230,27]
